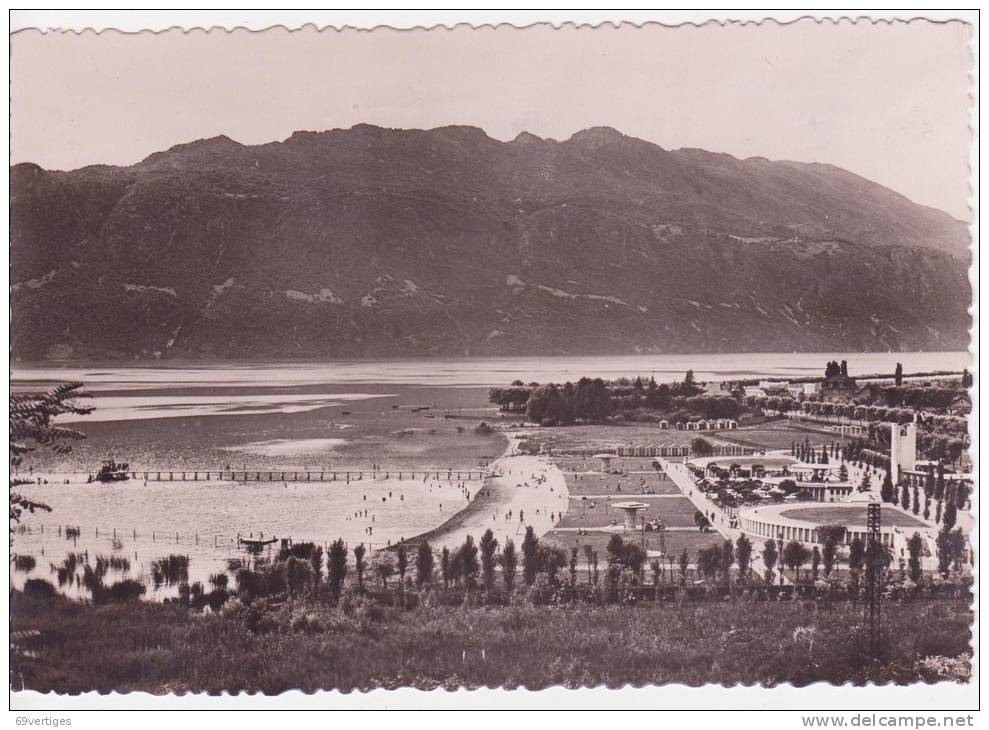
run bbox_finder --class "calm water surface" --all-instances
[10,352,968,596]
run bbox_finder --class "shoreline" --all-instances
[395,433,570,552]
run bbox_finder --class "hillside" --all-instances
[10,125,971,360]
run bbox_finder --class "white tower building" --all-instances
[890,422,917,478]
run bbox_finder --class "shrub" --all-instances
[151,555,189,587]
[13,554,36,572]
[23,578,57,599]
[104,579,146,603]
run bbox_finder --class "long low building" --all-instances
[615,442,756,458]
[735,502,926,548]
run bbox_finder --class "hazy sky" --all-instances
[11,19,973,219]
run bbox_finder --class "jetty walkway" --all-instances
[20,468,488,485]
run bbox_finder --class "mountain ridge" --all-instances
[10,124,971,361]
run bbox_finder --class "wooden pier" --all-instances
[123,469,488,483]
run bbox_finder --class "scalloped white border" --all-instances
[5,8,979,716]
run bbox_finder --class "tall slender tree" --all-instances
[848,537,866,573]
[942,498,958,531]
[501,539,518,593]
[822,537,837,577]
[327,539,348,601]
[907,532,923,584]
[440,546,451,591]
[396,544,408,590]
[721,539,735,585]
[416,541,434,588]
[459,535,479,589]
[955,482,970,510]
[521,526,540,586]
[353,543,367,591]
[735,534,753,582]
[881,471,896,503]
[762,539,778,584]
[678,548,689,586]
[479,528,499,591]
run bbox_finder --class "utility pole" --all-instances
[865,502,883,659]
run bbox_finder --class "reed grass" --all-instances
[9,589,972,693]
[151,554,189,588]
[13,555,36,572]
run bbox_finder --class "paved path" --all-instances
[658,457,792,585]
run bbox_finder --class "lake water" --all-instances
[10,472,477,597]
[10,351,968,597]
[13,350,970,394]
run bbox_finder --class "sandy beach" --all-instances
[398,434,569,551]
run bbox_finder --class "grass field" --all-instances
[560,495,701,528]
[779,506,927,528]
[542,527,724,558]
[717,421,836,451]
[562,472,680,497]
[10,591,971,692]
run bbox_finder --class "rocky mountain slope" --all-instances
[10,125,971,360]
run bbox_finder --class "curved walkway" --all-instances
[397,436,569,552]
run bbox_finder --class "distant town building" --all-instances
[786,382,819,398]
[820,373,858,400]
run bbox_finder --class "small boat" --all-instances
[238,536,278,547]
[93,459,130,483]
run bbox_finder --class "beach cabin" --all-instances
[659,420,670,430]
[675,421,685,431]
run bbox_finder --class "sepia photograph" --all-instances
[7,10,977,714]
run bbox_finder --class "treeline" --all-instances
[800,400,967,430]
[867,384,970,411]
[489,371,743,426]
[22,521,971,616]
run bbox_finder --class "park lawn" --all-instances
[714,422,836,451]
[559,496,701,529]
[542,527,724,559]
[779,506,927,528]
[561,472,681,497]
